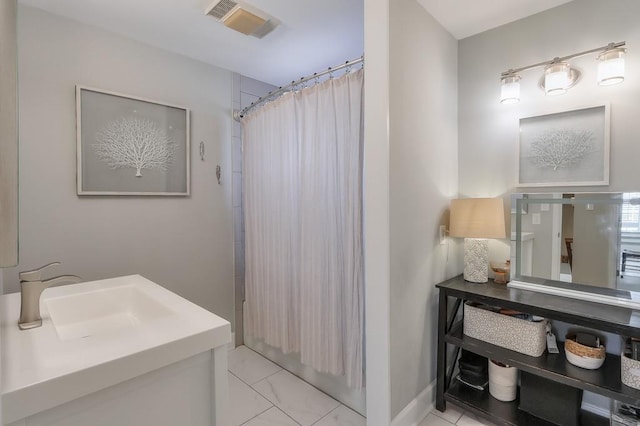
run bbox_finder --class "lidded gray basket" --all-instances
[464,302,548,357]
[621,352,640,390]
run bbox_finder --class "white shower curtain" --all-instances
[243,69,364,389]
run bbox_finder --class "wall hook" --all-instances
[216,165,221,185]
[199,142,205,161]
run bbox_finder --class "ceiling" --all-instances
[417,0,574,40]
[19,0,364,87]
[19,0,573,86]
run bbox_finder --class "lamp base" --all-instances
[464,238,489,283]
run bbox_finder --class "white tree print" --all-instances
[94,117,176,177]
[530,128,594,171]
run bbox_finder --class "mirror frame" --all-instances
[508,193,640,310]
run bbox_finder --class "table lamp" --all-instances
[450,198,506,283]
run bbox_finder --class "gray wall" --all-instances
[3,6,234,327]
[459,0,640,198]
[0,0,18,267]
[362,0,392,421]
[389,0,459,418]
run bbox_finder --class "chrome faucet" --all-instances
[18,262,81,330]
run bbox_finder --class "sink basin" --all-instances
[46,284,175,341]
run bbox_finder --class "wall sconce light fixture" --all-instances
[500,74,521,104]
[500,41,626,104]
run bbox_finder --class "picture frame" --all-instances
[76,86,190,196]
[517,103,610,187]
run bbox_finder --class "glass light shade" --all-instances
[500,75,521,104]
[544,62,571,96]
[597,48,625,86]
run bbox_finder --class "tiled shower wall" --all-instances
[232,73,277,346]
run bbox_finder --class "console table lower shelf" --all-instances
[435,275,640,426]
[445,381,607,426]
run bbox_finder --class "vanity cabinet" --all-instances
[4,350,227,426]
[436,275,640,426]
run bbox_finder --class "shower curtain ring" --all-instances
[328,67,334,80]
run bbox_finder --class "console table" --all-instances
[621,249,640,278]
[436,275,640,426]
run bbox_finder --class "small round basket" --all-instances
[565,335,606,370]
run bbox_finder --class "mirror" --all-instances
[510,193,640,308]
[0,0,19,267]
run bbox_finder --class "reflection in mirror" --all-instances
[510,193,640,308]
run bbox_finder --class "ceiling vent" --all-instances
[205,0,280,38]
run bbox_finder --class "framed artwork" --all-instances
[517,104,610,187]
[76,86,190,196]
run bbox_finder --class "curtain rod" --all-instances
[234,56,364,121]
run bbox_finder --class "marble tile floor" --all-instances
[228,345,494,426]
[228,345,366,426]
[420,404,496,426]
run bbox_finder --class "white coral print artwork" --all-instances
[78,87,188,195]
[94,117,176,177]
[518,105,608,186]
[530,129,594,171]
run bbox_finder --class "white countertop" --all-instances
[1,275,231,423]
[510,231,534,242]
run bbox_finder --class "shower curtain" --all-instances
[242,69,364,389]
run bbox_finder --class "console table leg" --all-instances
[436,289,447,412]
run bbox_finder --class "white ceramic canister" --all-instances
[488,359,518,402]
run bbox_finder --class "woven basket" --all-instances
[565,335,605,359]
[463,302,548,357]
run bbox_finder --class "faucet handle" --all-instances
[19,262,61,282]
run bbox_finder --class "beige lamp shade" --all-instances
[449,198,506,239]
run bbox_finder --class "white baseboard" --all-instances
[582,402,610,419]
[391,380,435,426]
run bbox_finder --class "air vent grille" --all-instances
[207,0,238,20]
[205,0,280,38]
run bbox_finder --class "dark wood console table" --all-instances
[621,250,640,278]
[436,275,640,426]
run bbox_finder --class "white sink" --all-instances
[1,274,231,424]
[46,285,175,341]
